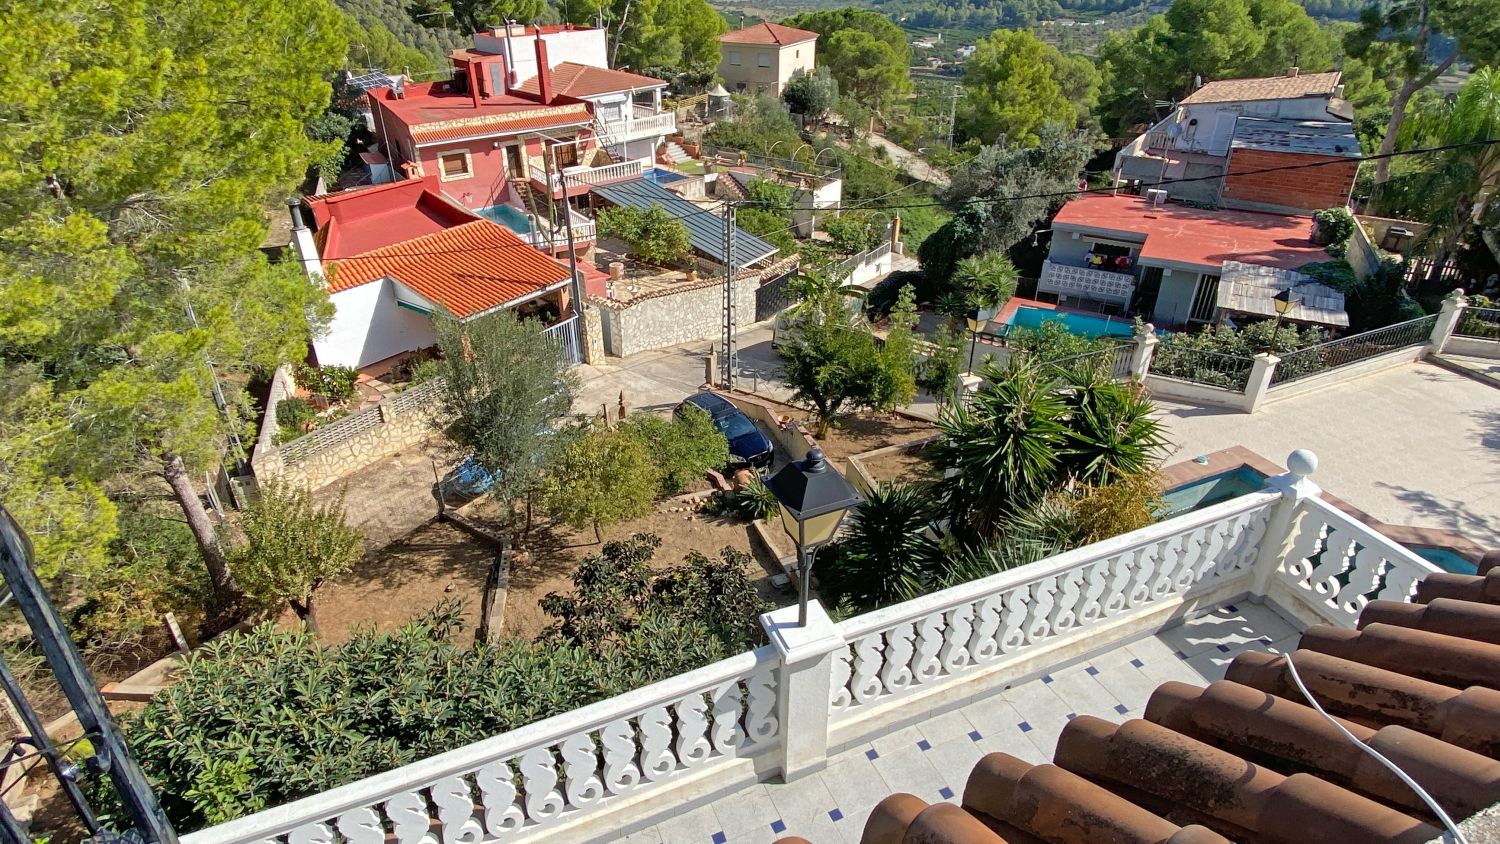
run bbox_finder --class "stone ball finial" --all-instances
[1287,449,1318,479]
[1137,322,1156,336]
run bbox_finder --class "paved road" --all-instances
[866,134,951,188]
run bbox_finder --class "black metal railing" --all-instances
[1455,307,1500,340]
[1270,314,1438,386]
[1148,345,1255,392]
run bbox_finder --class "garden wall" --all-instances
[251,364,297,481]
[254,382,442,491]
[1443,336,1500,358]
[717,390,816,461]
[1142,374,1252,411]
[595,257,798,357]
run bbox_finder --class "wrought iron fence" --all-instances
[1149,345,1256,392]
[1038,343,1134,380]
[1270,314,1438,386]
[1455,306,1500,340]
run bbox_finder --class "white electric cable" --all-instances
[1283,651,1468,844]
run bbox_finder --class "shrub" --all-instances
[620,407,731,497]
[73,503,214,653]
[274,396,314,429]
[1313,207,1357,251]
[228,483,363,636]
[823,211,886,254]
[540,422,658,541]
[734,477,781,520]
[817,484,942,612]
[745,177,795,218]
[1006,319,1107,363]
[294,364,358,403]
[597,206,692,267]
[918,323,966,404]
[737,207,798,255]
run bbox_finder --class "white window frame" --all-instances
[438,150,473,181]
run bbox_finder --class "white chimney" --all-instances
[287,200,324,282]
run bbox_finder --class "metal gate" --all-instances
[755,273,800,322]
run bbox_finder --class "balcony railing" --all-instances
[597,111,677,144]
[178,453,1439,844]
[1037,259,1137,304]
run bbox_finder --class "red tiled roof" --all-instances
[1051,193,1327,271]
[327,220,570,318]
[1181,71,1342,105]
[304,178,478,260]
[513,62,666,99]
[719,22,819,45]
[372,83,593,139]
[834,562,1500,844]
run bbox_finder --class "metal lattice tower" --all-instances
[721,202,738,389]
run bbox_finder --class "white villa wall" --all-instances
[314,281,436,369]
[473,28,609,82]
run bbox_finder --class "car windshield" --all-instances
[717,413,758,440]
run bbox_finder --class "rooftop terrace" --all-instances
[182,449,1457,844]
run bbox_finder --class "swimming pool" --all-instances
[1159,467,1269,518]
[1410,546,1477,574]
[475,204,532,234]
[645,168,687,185]
[1004,306,1136,339]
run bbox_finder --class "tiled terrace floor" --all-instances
[619,601,1304,844]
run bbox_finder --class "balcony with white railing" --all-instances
[530,158,649,195]
[1037,259,1138,306]
[179,449,1442,844]
[597,110,677,145]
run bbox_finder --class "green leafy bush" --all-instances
[745,178,795,218]
[737,207,797,256]
[620,406,731,497]
[294,364,358,403]
[72,504,214,653]
[114,534,769,831]
[823,211,886,254]
[1006,319,1109,363]
[1313,207,1357,252]
[540,421,658,541]
[274,396,314,429]
[918,323,966,404]
[597,206,692,267]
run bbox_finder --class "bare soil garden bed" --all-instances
[859,439,941,488]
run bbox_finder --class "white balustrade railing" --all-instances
[180,449,1448,843]
[829,491,1281,727]
[1274,496,1442,628]
[181,647,780,844]
[599,111,677,143]
[563,158,646,188]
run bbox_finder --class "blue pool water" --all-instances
[1159,467,1269,518]
[645,168,687,185]
[475,204,532,234]
[1005,306,1136,339]
[1411,546,1477,574]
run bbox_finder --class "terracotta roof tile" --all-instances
[719,22,819,45]
[820,566,1500,844]
[514,62,667,99]
[327,220,569,318]
[1180,71,1342,105]
[409,104,594,143]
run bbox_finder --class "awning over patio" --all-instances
[1218,260,1349,328]
[592,177,779,268]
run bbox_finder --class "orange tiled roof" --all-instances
[719,22,819,46]
[514,62,667,99]
[327,220,570,318]
[1180,71,1342,105]
[408,104,594,144]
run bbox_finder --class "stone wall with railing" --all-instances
[179,450,1440,844]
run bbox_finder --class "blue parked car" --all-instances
[677,393,773,469]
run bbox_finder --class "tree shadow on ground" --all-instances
[1372,481,1500,547]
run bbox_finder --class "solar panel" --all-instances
[347,71,399,92]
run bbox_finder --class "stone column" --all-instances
[1243,352,1280,413]
[760,601,846,781]
[1129,324,1159,380]
[1250,449,1321,598]
[1430,288,1469,355]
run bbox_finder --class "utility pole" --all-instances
[551,141,584,365]
[721,201,738,389]
[946,85,961,150]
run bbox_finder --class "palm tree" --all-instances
[926,358,1068,540]
[817,484,943,611]
[941,251,1020,321]
[1390,68,1500,282]
[1055,370,1169,486]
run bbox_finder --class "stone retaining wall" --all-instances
[254,384,442,491]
